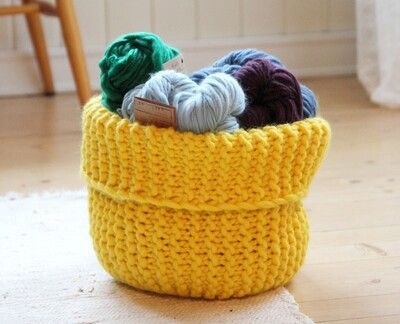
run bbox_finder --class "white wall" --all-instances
[0,0,356,96]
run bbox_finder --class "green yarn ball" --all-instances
[99,32,180,111]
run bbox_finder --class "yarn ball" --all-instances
[234,58,303,128]
[99,32,180,111]
[119,70,245,134]
[190,49,318,122]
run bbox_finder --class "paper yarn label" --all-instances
[163,54,185,73]
[134,97,177,129]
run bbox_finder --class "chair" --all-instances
[0,0,91,105]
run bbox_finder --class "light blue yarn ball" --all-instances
[119,70,246,134]
[190,49,318,118]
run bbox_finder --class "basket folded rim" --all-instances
[81,96,331,211]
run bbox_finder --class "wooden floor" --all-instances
[0,77,399,323]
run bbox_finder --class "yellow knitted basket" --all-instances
[81,96,330,299]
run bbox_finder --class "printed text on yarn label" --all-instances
[134,97,177,129]
[163,54,185,73]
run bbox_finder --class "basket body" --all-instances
[81,97,330,299]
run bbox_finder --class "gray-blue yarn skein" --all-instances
[190,49,317,118]
[190,49,282,83]
[119,70,246,134]
[299,84,317,118]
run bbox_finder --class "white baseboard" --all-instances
[0,31,355,96]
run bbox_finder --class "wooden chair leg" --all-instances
[25,7,54,95]
[56,0,91,105]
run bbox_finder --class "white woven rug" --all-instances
[0,191,314,324]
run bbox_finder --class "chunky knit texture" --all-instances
[81,96,331,299]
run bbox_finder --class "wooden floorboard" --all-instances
[0,76,399,322]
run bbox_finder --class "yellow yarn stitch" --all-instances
[81,96,331,299]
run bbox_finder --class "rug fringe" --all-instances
[0,189,87,201]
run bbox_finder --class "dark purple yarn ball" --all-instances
[234,58,303,129]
